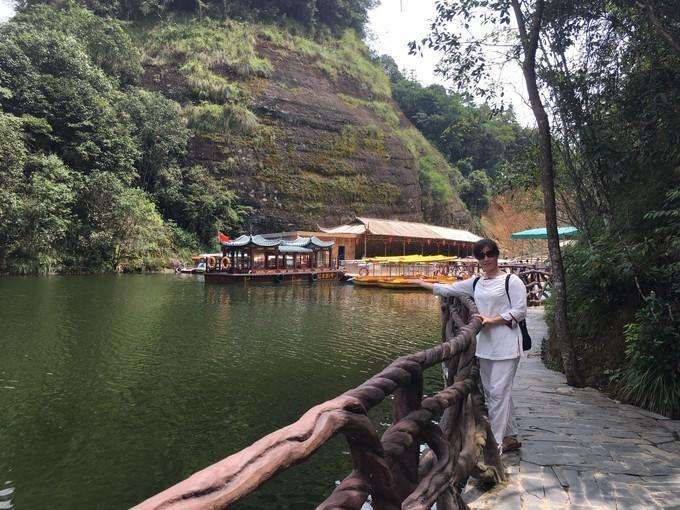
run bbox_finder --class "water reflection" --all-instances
[0,276,442,509]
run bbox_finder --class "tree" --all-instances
[460,169,491,215]
[385,57,535,196]
[414,0,584,385]
[509,0,582,385]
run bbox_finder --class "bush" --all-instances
[145,19,273,79]
[187,102,260,135]
[614,294,680,418]
[180,59,244,103]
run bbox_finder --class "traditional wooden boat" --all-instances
[351,276,383,287]
[205,269,342,284]
[205,235,343,284]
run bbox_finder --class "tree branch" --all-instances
[635,0,680,54]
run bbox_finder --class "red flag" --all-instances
[218,231,230,243]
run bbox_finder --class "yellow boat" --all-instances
[352,274,461,289]
[352,277,382,287]
[376,278,421,289]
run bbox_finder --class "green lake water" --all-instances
[0,275,445,509]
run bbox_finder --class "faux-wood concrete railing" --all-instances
[132,293,505,510]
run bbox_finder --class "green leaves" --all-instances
[0,5,249,273]
[617,293,680,418]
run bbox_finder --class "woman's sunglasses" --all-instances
[475,250,498,260]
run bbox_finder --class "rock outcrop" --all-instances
[141,21,471,232]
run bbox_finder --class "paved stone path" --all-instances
[463,307,680,509]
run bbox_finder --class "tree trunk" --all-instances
[510,0,584,386]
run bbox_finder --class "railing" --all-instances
[133,294,505,510]
[516,269,552,306]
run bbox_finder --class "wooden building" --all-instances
[264,217,481,261]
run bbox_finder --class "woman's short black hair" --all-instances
[473,238,500,259]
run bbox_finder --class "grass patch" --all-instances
[331,124,387,159]
[180,59,244,102]
[299,173,401,205]
[146,19,273,78]
[259,27,391,99]
[144,19,272,106]
[339,94,401,129]
[187,102,260,135]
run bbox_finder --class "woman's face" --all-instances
[476,247,499,273]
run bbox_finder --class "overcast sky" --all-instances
[0,0,14,21]
[367,0,534,126]
[0,0,534,124]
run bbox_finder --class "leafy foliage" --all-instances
[380,55,535,212]
[459,170,491,215]
[0,5,247,273]
[616,294,680,418]
[18,0,378,35]
[539,1,680,414]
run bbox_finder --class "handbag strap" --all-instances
[505,273,511,306]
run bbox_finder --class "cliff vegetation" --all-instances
[1,1,529,273]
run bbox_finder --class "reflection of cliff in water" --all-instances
[0,275,443,509]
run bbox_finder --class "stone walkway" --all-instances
[464,307,680,509]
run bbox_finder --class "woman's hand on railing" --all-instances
[412,279,435,291]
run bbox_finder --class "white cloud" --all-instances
[0,0,15,22]
[367,0,534,126]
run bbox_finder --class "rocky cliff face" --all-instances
[141,21,470,233]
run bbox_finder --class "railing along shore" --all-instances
[133,293,505,510]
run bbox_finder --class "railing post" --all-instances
[391,360,423,500]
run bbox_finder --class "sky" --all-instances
[367,0,534,126]
[0,0,534,124]
[0,0,13,22]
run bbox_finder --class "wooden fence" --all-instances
[133,293,505,510]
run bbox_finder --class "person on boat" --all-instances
[414,238,527,453]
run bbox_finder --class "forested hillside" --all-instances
[0,1,532,274]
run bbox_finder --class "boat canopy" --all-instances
[224,235,282,247]
[278,245,313,254]
[286,236,335,248]
[222,235,334,249]
[510,227,579,240]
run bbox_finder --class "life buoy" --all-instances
[207,256,217,270]
[220,257,229,270]
[359,267,369,277]
[309,272,318,282]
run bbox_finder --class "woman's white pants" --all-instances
[478,357,519,447]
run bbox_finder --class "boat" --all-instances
[376,278,421,290]
[204,235,343,284]
[351,274,462,290]
[351,276,383,287]
[177,259,209,274]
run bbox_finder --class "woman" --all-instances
[416,238,527,453]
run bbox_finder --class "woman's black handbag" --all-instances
[473,275,532,351]
[505,274,532,351]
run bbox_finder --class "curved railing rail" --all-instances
[133,294,504,510]
[517,269,552,306]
